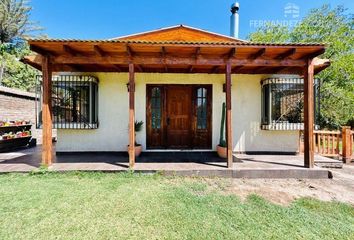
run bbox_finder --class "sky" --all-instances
[30,0,353,40]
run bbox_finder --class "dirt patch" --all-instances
[226,165,354,205]
[160,165,354,206]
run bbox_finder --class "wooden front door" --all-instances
[146,84,212,149]
[166,86,192,148]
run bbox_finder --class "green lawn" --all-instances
[0,172,353,240]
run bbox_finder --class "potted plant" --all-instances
[128,120,144,157]
[217,102,227,158]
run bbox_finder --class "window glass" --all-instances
[270,82,303,124]
[151,87,162,129]
[36,75,98,129]
[196,87,207,129]
[261,84,270,125]
[54,83,90,123]
[260,78,319,130]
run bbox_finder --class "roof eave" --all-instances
[25,38,327,47]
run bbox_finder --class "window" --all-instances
[261,78,319,130]
[196,87,208,129]
[151,87,162,129]
[36,75,98,129]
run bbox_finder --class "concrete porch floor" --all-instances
[0,146,340,178]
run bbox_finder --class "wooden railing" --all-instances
[299,126,353,162]
[313,130,341,157]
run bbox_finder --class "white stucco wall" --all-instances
[56,73,299,153]
[232,75,299,152]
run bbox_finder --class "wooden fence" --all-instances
[299,126,354,163]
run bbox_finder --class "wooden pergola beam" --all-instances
[41,55,53,165]
[303,58,315,168]
[161,47,168,72]
[69,64,85,72]
[113,64,122,71]
[25,55,318,75]
[228,48,236,59]
[51,55,306,67]
[276,48,296,59]
[188,65,194,73]
[195,47,201,59]
[94,45,107,57]
[302,49,325,59]
[63,45,80,56]
[253,66,269,74]
[250,48,266,59]
[161,46,166,57]
[128,63,135,168]
[275,66,290,73]
[126,45,133,57]
[232,66,243,73]
[211,66,219,73]
[136,65,143,72]
[275,66,302,74]
[30,45,57,57]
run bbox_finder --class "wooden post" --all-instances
[342,126,352,164]
[128,63,135,168]
[41,55,53,165]
[303,59,315,168]
[225,61,233,168]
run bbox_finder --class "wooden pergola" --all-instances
[23,38,329,168]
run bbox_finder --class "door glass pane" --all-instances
[196,87,207,129]
[151,87,161,129]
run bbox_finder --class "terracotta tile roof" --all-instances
[26,38,326,46]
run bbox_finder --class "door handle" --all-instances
[167,117,170,126]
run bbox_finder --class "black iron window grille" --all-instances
[36,75,99,129]
[261,78,319,130]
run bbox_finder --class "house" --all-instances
[22,24,329,168]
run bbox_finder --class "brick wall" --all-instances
[0,86,55,144]
[0,92,36,123]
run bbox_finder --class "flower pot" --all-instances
[217,145,227,158]
[127,145,143,157]
[135,145,142,157]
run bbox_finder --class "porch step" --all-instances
[314,155,343,169]
[315,161,343,168]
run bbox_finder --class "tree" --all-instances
[248,23,291,43]
[0,0,40,88]
[248,5,354,129]
[1,43,37,91]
